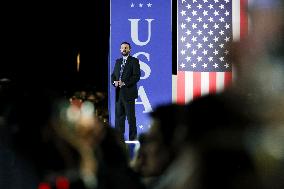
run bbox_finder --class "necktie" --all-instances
[119,59,126,80]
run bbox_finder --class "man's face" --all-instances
[120,43,131,56]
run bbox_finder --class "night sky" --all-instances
[0,1,110,94]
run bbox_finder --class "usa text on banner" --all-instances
[109,0,172,138]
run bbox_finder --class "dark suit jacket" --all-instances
[111,56,141,101]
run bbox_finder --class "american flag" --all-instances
[177,0,247,104]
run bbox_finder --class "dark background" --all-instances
[0,1,177,95]
[0,1,110,94]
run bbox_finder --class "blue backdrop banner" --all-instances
[109,0,172,140]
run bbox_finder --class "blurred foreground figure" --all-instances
[232,0,284,99]
[53,99,144,189]
[130,104,190,189]
[139,97,264,189]
[226,0,284,188]
[0,83,144,189]
[183,95,265,189]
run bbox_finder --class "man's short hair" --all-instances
[121,41,131,49]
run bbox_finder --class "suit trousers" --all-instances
[115,93,137,140]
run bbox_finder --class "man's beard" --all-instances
[121,51,129,56]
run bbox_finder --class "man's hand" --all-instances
[118,81,125,88]
[114,81,119,87]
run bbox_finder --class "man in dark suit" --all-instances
[111,41,141,141]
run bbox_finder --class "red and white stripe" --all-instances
[177,71,232,104]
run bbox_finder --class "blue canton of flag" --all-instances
[179,0,232,72]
